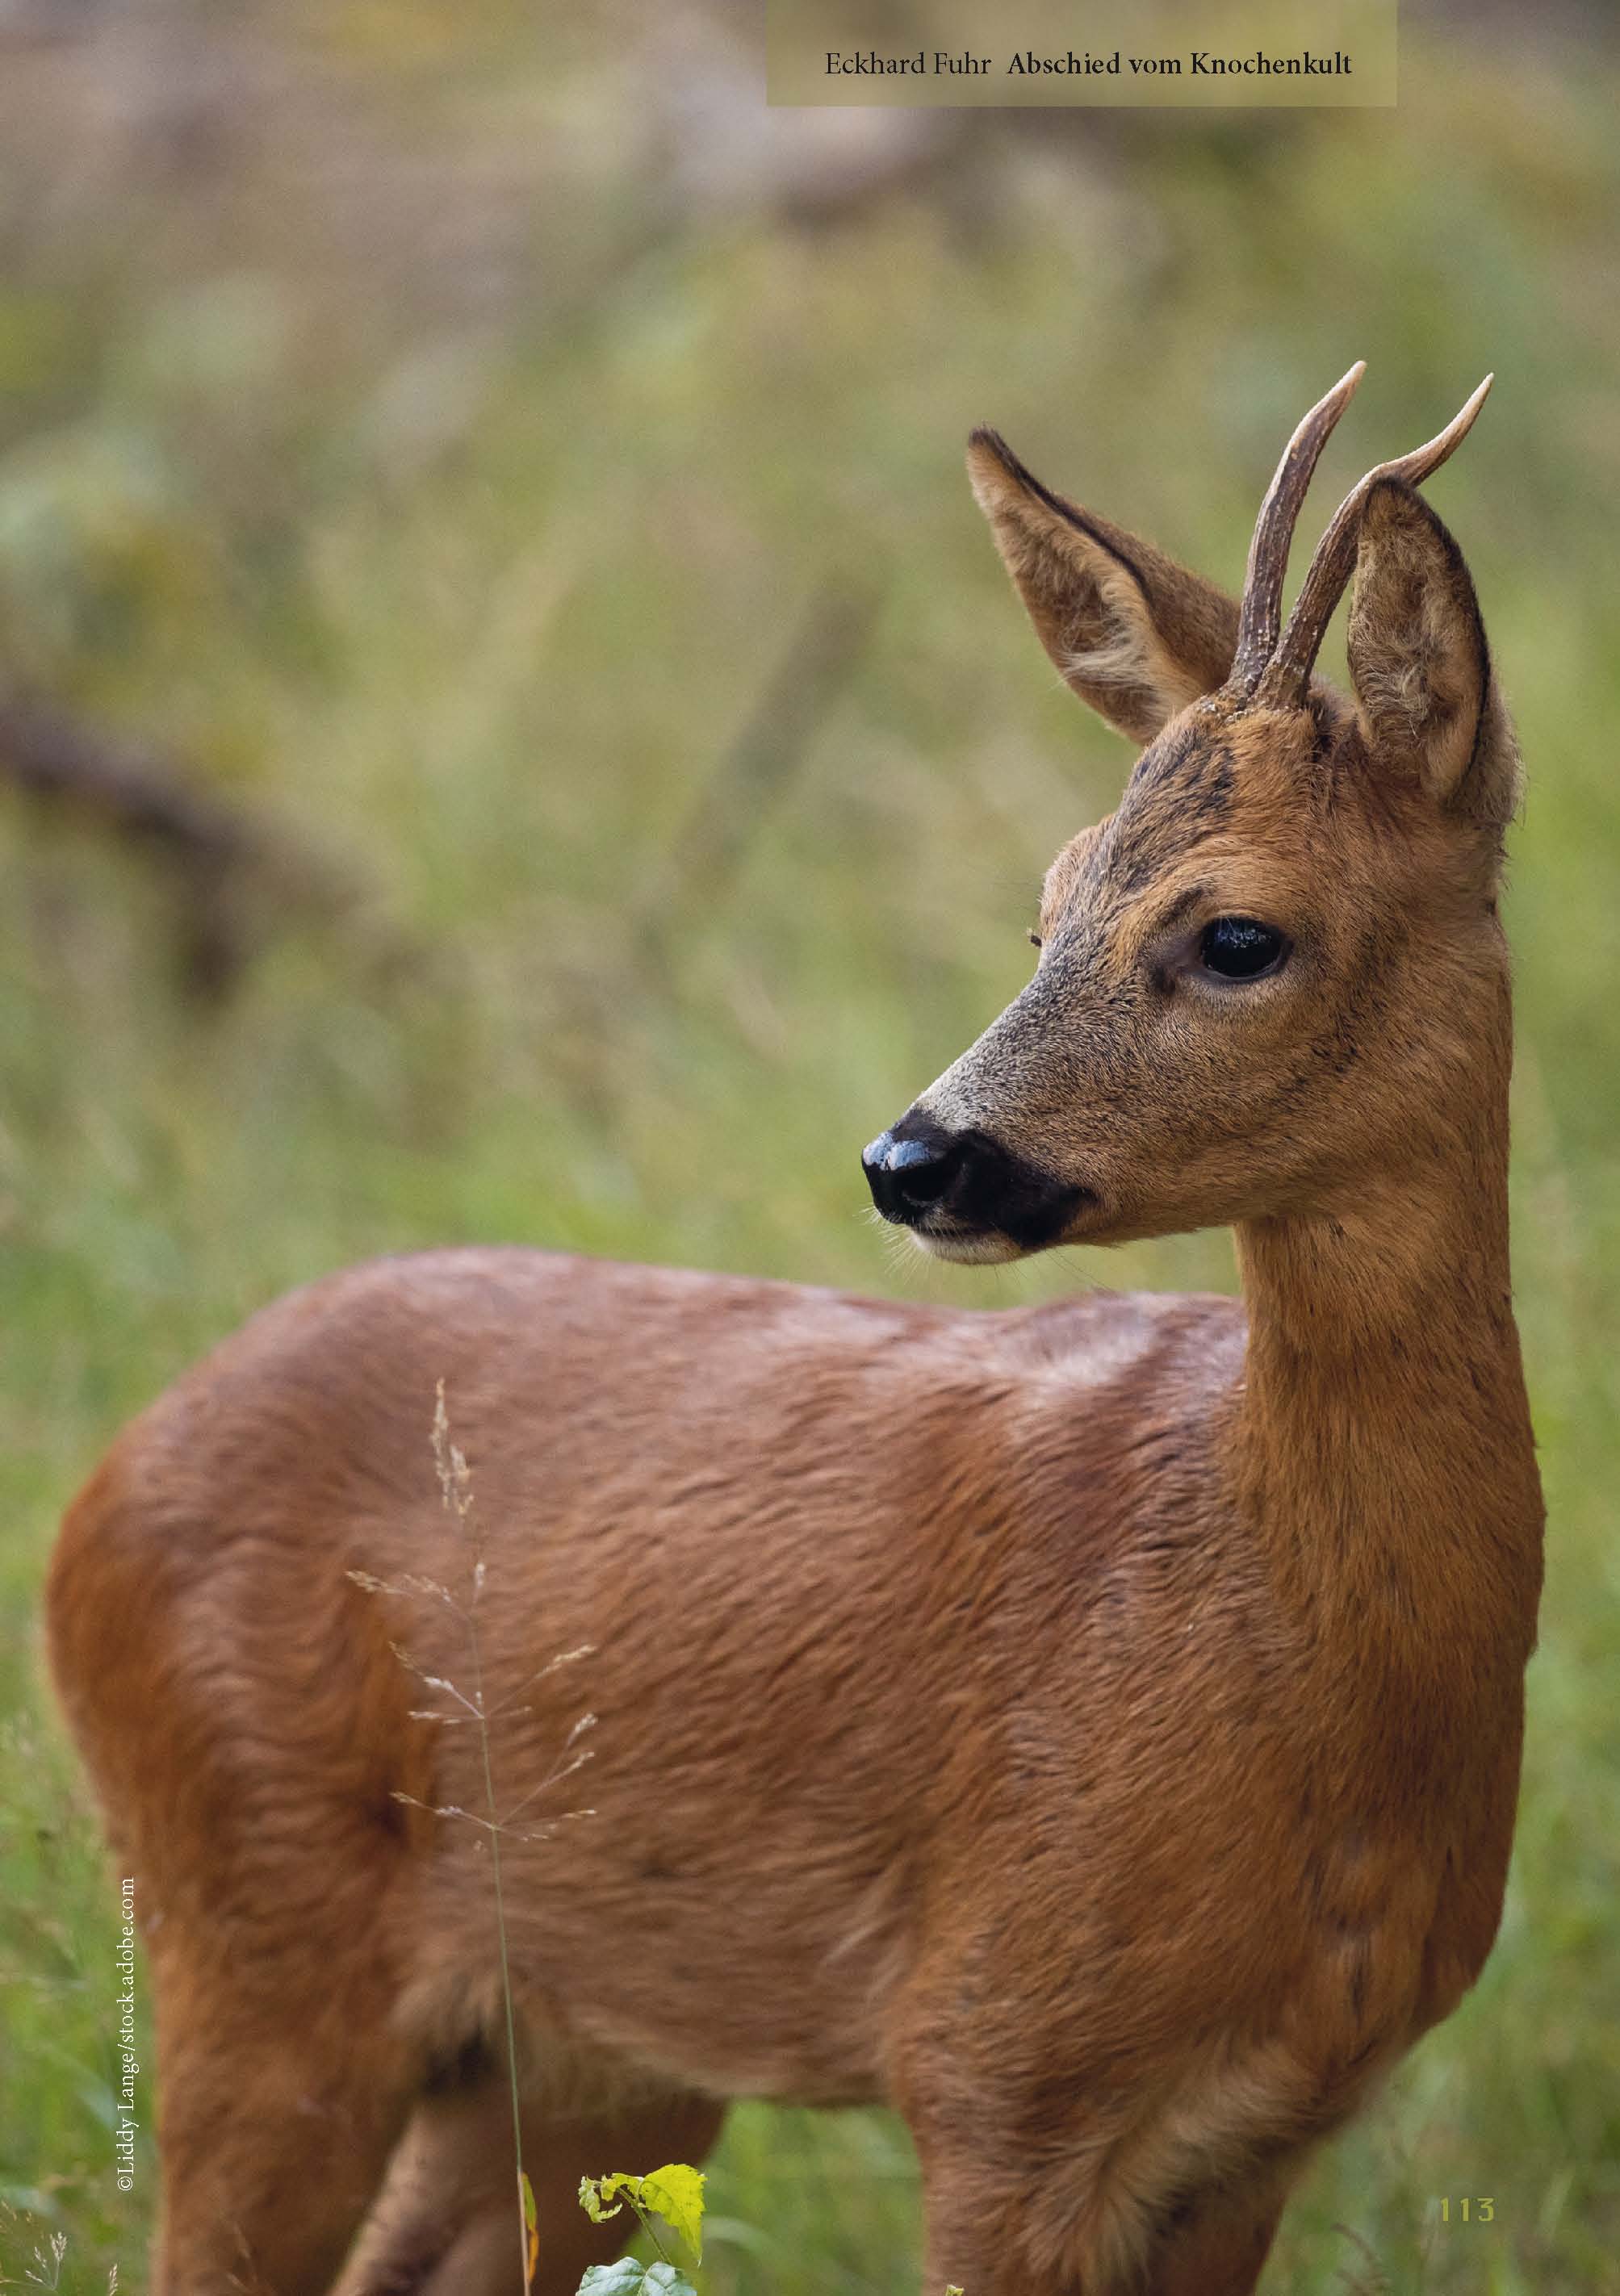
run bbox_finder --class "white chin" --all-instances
[909,1227,1026,1266]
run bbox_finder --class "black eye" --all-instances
[1199,916,1287,981]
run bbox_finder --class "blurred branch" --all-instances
[540,574,882,1126]
[632,571,884,970]
[0,691,367,1001]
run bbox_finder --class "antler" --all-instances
[1229,361,1365,693]
[1253,374,1494,709]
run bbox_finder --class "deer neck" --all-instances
[1225,994,1543,1714]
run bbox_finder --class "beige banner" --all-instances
[768,0,1396,106]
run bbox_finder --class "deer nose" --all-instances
[861,1123,965,1219]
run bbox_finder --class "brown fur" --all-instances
[966,429,1240,740]
[45,395,1543,2296]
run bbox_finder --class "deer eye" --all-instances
[1198,916,1287,980]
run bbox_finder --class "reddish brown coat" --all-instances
[47,375,1543,2295]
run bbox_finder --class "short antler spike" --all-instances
[1229,362,1366,694]
[1256,374,1494,709]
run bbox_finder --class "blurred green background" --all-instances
[2,1,1617,2288]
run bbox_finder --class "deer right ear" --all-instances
[967,429,1239,746]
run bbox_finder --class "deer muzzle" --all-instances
[861,1112,1086,1257]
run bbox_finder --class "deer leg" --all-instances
[917,2180,1040,2296]
[915,2128,1289,2296]
[919,2192,1286,2296]
[910,2120,1068,2296]
[1140,2176,1287,2296]
[341,2065,726,2296]
[148,1934,417,2296]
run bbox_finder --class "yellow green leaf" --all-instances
[638,2164,706,2262]
[578,2173,630,2225]
[521,2169,538,2290]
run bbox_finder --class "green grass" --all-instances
[2,11,1619,2290]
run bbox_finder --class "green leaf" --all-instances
[576,2263,647,2294]
[578,2172,633,2225]
[576,2265,697,2296]
[521,2168,538,2290]
[638,2164,706,2262]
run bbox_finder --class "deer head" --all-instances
[863,367,1522,1263]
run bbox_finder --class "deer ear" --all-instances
[967,429,1239,746]
[1346,477,1517,826]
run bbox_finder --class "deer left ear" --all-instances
[1346,477,1518,827]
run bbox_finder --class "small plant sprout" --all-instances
[576,2165,706,2294]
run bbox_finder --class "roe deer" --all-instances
[46,363,1543,2296]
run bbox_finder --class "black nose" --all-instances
[861,1123,964,1219]
[862,1110,1087,1248]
